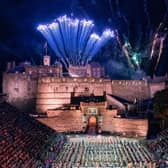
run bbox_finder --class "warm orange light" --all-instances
[88,116,97,126]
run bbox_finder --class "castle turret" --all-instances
[12,61,16,69]
[6,61,16,72]
[6,62,12,71]
[43,55,51,66]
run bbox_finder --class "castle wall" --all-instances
[2,63,166,138]
[101,110,118,131]
[111,80,150,101]
[149,82,166,97]
[3,73,37,111]
[37,107,148,137]
[24,64,62,77]
[102,117,148,137]
[68,63,104,78]
[3,73,165,114]
[37,110,84,132]
[36,77,111,112]
[36,77,151,112]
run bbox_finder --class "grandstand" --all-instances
[0,102,65,168]
[0,102,168,168]
[148,128,168,165]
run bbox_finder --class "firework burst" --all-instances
[37,15,114,68]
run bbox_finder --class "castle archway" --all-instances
[88,116,97,126]
[87,115,97,134]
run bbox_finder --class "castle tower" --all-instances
[43,42,50,66]
[6,62,12,71]
[43,55,51,66]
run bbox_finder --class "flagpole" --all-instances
[41,43,43,65]
[46,42,48,55]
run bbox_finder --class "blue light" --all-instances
[37,15,114,67]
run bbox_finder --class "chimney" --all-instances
[43,55,51,66]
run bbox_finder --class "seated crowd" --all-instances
[0,102,167,168]
[0,102,65,168]
[148,128,168,166]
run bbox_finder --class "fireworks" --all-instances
[120,39,142,70]
[37,15,114,68]
[154,36,166,72]
[149,23,168,73]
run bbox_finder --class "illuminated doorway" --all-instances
[88,116,97,126]
[87,115,97,134]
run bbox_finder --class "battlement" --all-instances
[24,64,62,77]
[38,76,110,84]
[37,76,149,85]
[111,80,148,86]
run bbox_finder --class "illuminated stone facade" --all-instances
[2,62,167,137]
[37,101,148,137]
[36,77,151,113]
[68,63,104,78]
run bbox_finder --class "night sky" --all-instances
[0,0,168,77]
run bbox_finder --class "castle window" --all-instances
[14,88,19,93]
[54,87,58,92]
[88,108,97,115]
[73,86,78,92]
[84,87,89,92]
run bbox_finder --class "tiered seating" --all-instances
[40,134,66,167]
[51,135,156,168]
[148,128,168,166]
[2,101,166,168]
[0,102,57,168]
